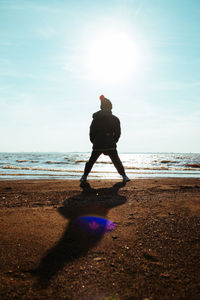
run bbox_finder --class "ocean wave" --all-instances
[3,163,200,173]
[75,160,112,164]
[125,166,169,170]
[15,160,39,163]
[0,173,79,177]
[2,165,68,172]
[160,160,178,164]
[185,164,200,168]
[45,161,69,165]
[96,161,112,164]
[1,165,116,174]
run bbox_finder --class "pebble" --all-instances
[160,272,170,278]
[143,250,158,262]
[110,263,115,267]
[93,257,103,261]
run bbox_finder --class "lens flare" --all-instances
[75,216,116,235]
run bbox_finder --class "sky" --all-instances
[0,0,200,153]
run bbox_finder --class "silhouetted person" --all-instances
[80,95,130,183]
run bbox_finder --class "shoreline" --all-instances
[1,173,200,181]
[0,178,199,299]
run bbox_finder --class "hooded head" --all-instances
[99,95,112,110]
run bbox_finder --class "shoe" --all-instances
[122,174,130,182]
[80,175,87,182]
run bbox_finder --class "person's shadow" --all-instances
[32,181,127,287]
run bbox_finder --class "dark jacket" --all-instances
[89,110,121,150]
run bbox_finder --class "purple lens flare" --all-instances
[75,216,116,235]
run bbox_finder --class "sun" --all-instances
[86,31,140,82]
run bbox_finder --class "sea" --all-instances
[0,152,200,180]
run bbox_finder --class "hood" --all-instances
[92,110,112,119]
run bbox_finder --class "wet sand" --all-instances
[0,178,199,299]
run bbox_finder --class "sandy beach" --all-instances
[0,178,199,299]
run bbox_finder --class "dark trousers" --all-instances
[83,150,125,176]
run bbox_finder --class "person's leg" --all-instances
[108,150,130,181]
[80,151,101,181]
[108,150,125,175]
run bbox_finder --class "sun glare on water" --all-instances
[86,31,140,82]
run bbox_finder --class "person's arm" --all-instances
[113,117,121,143]
[89,120,95,143]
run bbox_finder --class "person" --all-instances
[80,95,130,183]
